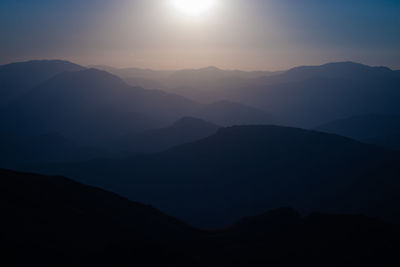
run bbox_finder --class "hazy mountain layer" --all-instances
[111,117,220,155]
[0,60,84,107]
[1,60,273,144]
[95,62,400,127]
[316,114,400,140]
[29,125,400,228]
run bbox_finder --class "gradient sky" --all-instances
[1,0,399,70]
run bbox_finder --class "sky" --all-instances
[1,0,399,70]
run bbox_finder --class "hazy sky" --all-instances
[1,0,399,70]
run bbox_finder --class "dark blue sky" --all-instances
[1,0,399,70]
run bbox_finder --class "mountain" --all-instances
[94,65,276,88]
[367,133,400,150]
[30,125,400,228]
[166,66,276,89]
[89,65,172,90]
[0,60,85,106]
[277,61,397,82]
[0,132,107,169]
[220,209,400,267]
[236,62,400,127]
[161,62,399,127]
[96,62,400,126]
[1,62,273,145]
[2,168,400,267]
[8,60,398,144]
[316,114,400,140]
[0,168,199,267]
[93,65,278,101]
[112,117,220,154]
[193,100,274,126]
[2,68,199,144]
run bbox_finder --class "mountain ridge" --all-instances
[0,60,85,106]
[1,168,400,266]
[29,125,400,228]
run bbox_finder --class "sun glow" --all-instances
[172,0,217,17]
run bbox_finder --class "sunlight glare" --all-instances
[171,0,217,18]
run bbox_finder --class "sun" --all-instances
[171,0,217,17]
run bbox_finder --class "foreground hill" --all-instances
[0,169,198,267]
[367,133,400,151]
[31,125,400,228]
[220,208,400,267]
[1,169,399,267]
[0,60,85,107]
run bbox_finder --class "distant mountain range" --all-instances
[0,60,275,144]
[95,61,400,127]
[29,125,400,228]
[1,68,197,143]
[3,60,398,143]
[2,168,399,267]
[0,60,84,107]
[91,64,279,92]
[227,62,400,127]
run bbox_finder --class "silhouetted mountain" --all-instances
[2,168,400,267]
[0,132,107,169]
[0,168,199,267]
[219,210,400,267]
[112,117,220,154]
[316,114,400,140]
[367,133,400,150]
[0,60,85,106]
[31,125,400,228]
[2,68,199,143]
[193,100,274,126]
